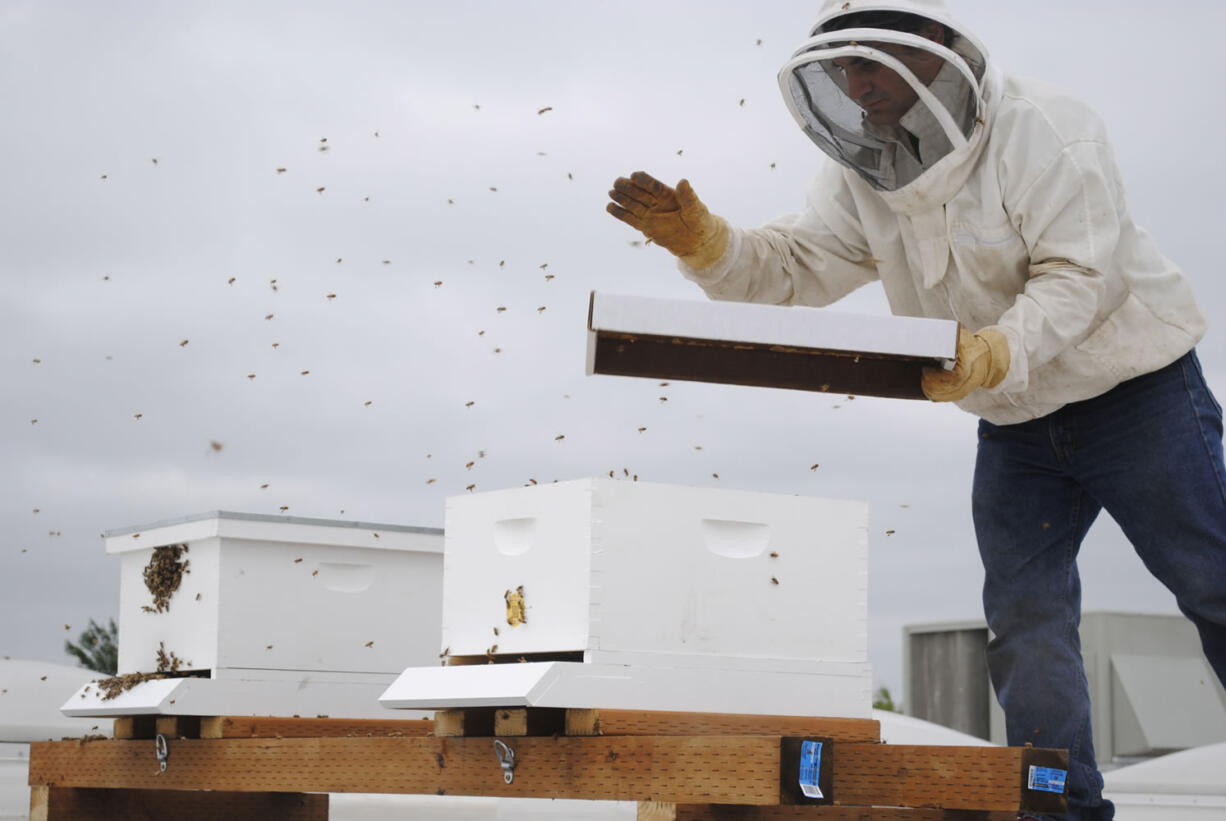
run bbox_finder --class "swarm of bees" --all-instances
[141,544,189,613]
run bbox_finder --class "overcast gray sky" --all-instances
[4,1,1225,699]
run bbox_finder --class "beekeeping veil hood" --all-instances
[779,0,994,211]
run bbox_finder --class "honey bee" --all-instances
[266,645,274,650]
[434,281,443,287]
[537,306,546,313]
[228,277,236,284]
[493,627,500,636]
[756,39,763,46]
[134,413,143,420]
[382,259,391,265]
[316,186,325,193]
[32,358,41,364]
[209,441,223,452]
[248,373,256,380]
[300,370,309,376]
[336,258,342,263]
[373,533,380,539]
[271,342,279,348]
[465,401,475,408]
[537,106,552,115]
[770,552,779,558]
[544,274,554,281]
[567,172,573,180]
[326,293,336,300]
[426,478,436,485]
[527,478,537,485]
[659,396,668,403]
[810,464,819,471]
[279,506,289,512]
[364,641,374,647]
[638,427,647,433]
[30,419,37,425]
[739,98,745,107]
[539,263,548,270]
[885,529,896,536]
[265,313,274,320]
[489,186,498,192]
[465,461,475,469]
[676,149,683,156]
[659,382,670,387]
[466,484,476,492]
[100,174,108,179]
[712,473,720,479]
[770,162,776,170]
[770,577,780,585]
[294,558,303,563]
[554,434,565,441]
[195,593,202,600]
[276,168,286,174]
[179,339,189,347]
[608,470,614,478]
[311,570,318,577]
[364,401,372,407]
[497,306,507,313]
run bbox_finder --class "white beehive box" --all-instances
[383,479,872,717]
[442,478,867,667]
[106,511,443,679]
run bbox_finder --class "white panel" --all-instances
[116,538,221,675]
[442,484,594,657]
[379,661,872,718]
[589,291,958,360]
[61,676,429,720]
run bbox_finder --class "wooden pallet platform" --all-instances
[28,709,1067,820]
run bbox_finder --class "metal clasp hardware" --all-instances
[493,738,516,784]
[155,733,169,774]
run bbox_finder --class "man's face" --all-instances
[831,42,945,128]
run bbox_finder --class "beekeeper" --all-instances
[607,2,1226,819]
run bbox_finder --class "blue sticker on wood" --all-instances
[1028,765,1067,794]
[799,740,823,799]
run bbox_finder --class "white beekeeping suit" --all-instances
[681,0,1205,425]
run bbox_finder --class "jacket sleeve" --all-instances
[678,162,880,307]
[986,111,1127,394]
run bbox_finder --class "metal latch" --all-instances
[155,733,169,774]
[493,738,516,784]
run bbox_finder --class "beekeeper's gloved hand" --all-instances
[607,171,729,270]
[922,327,1010,402]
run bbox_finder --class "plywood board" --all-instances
[29,735,784,805]
[29,785,326,821]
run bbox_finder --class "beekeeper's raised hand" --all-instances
[922,327,1010,402]
[607,171,729,269]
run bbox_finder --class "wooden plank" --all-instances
[495,707,566,737]
[434,708,495,738]
[29,735,784,804]
[671,807,1015,820]
[30,785,326,821]
[156,715,202,739]
[571,710,879,743]
[112,717,156,740]
[833,745,1061,813]
[200,716,432,739]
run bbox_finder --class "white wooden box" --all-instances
[441,479,868,668]
[107,511,443,679]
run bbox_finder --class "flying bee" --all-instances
[247,373,256,380]
[294,558,303,563]
[497,306,507,312]
[134,413,143,420]
[465,401,474,408]
[770,552,779,558]
[638,427,647,433]
[364,400,372,407]
[260,483,269,489]
[276,168,286,173]
[466,484,476,492]
[300,370,309,376]
[364,641,374,647]
[770,577,779,585]
[316,186,325,193]
[465,461,475,469]
[810,464,819,471]
[537,306,546,313]
[179,339,189,347]
[544,274,554,281]
[537,106,552,115]
[326,293,336,300]
[554,434,565,441]
[265,314,274,320]
[228,277,236,284]
[434,281,443,287]
[279,505,289,512]
[426,478,436,485]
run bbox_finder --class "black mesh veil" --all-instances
[778,26,987,192]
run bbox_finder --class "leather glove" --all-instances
[922,327,1010,402]
[607,171,730,269]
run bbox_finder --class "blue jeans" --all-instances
[972,350,1226,821]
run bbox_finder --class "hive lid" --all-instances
[104,510,443,554]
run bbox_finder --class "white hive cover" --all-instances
[0,658,111,741]
[1103,742,1226,795]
